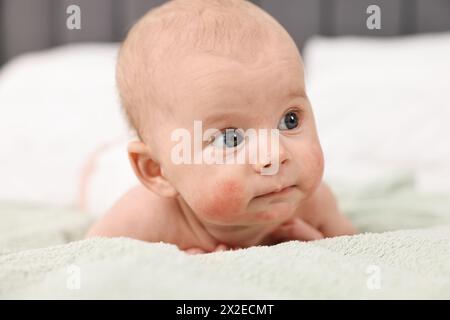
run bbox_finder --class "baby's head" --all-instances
[116,0,324,226]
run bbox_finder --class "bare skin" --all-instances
[86,182,356,254]
[86,0,357,253]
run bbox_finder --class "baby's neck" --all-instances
[175,196,283,249]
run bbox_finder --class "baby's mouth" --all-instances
[255,185,297,199]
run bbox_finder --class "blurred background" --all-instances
[0,0,449,221]
[1,2,450,301]
[1,2,450,299]
[1,0,450,65]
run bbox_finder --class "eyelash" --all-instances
[208,128,244,148]
[279,108,302,131]
[206,107,303,148]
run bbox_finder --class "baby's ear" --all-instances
[127,141,178,198]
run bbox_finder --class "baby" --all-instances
[86,0,356,253]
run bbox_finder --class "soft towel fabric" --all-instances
[1,226,450,299]
[1,174,449,299]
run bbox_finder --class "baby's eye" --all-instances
[210,128,244,148]
[278,111,300,130]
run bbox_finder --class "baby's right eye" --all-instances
[210,128,244,148]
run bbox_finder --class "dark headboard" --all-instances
[0,0,449,66]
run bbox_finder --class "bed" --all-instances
[1,1,450,299]
[1,175,450,298]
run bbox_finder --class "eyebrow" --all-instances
[201,110,250,129]
[199,86,307,128]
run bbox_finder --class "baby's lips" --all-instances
[255,184,296,198]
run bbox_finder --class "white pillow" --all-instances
[0,44,133,207]
[303,32,450,193]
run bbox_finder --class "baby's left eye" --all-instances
[278,111,300,130]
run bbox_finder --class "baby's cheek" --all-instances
[300,144,324,193]
[310,144,324,176]
[195,180,246,222]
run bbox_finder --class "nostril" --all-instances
[263,163,271,168]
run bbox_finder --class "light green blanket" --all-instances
[1,174,450,299]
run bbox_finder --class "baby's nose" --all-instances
[253,155,272,173]
[253,146,289,175]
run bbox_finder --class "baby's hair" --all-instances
[116,0,293,142]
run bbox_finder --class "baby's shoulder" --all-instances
[87,185,184,243]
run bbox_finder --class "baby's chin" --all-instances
[247,196,300,223]
[198,197,299,227]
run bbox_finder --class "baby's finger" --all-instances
[185,247,206,255]
[290,219,324,240]
[214,244,229,252]
[270,219,324,242]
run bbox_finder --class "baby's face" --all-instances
[151,45,324,227]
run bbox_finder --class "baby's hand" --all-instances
[184,243,241,255]
[267,218,324,244]
[184,247,207,255]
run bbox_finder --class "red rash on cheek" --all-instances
[199,180,246,221]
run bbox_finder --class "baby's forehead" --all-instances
[173,51,304,100]
[163,58,305,133]
[144,38,302,123]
